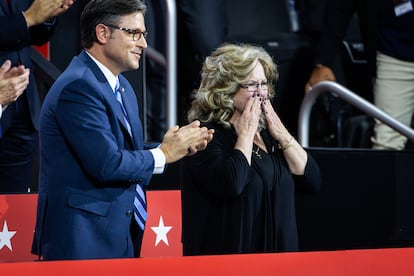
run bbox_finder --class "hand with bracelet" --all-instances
[261,97,308,174]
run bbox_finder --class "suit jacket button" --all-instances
[126,210,133,217]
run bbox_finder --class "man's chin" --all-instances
[125,62,140,72]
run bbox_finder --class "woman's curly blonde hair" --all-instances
[187,43,279,128]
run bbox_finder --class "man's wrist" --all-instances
[150,147,166,174]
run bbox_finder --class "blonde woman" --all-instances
[182,43,321,256]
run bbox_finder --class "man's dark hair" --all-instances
[80,0,147,49]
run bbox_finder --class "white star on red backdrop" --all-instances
[150,216,172,246]
[0,220,16,251]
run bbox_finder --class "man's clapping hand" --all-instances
[160,120,214,163]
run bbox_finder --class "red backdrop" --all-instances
[34,44,49,59]
[0,191,183,262]
[2,192,414,275]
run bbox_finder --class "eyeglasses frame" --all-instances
[239,81,271,92]
[105,24,148,41]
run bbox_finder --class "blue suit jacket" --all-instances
[32,50,157,260]
[0,0,55,130]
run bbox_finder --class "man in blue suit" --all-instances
[0,0,76,192]
[31,0,214,260]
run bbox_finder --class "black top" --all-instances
[377,0,414,62]
[181,122,321,256]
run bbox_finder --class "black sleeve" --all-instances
[294,153,321,194]
[183,124,251,199]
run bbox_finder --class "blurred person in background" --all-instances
[0,0,76,192]
[305,0,414,150]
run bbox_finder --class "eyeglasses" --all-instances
[239,81,270,92]
[105,24,148,41]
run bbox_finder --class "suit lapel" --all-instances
[78,51,142,149]
[117,77,143,149]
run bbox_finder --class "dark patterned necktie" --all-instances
[134,182,147,230]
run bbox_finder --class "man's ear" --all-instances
[96,23,109,44]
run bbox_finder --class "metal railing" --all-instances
[298,81,414,147]
[30,47,61,101]
[164,0,177,128]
